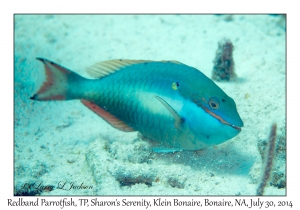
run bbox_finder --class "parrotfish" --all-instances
[30,58,243,152]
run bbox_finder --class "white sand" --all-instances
[14,15,285,195]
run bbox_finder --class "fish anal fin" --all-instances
[80,100,135,132]
[154,95,184,129]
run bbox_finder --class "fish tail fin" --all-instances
[30,58,80,101]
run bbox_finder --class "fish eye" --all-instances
[208,97,220,110]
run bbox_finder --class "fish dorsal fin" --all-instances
[86,59,151,79]
[161,60,182,65]
[86,59,182,79]
[154,95,184,129]
[80,100,136,132]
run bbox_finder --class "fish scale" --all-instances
[31,58,243,152]
[98,69,179,144]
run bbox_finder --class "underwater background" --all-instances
[14,14,286,195]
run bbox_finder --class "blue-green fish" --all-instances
[31,58,243,152]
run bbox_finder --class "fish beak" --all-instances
[230,124,242,131]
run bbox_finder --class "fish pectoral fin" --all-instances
[86,59,152,79]
[154,95,184,129]
[80,100,136,132]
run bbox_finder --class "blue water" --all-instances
[14,14,286,196]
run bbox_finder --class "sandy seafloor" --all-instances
[14,15,286,196]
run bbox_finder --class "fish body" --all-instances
[31,58,243,152]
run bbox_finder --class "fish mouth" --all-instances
[200,105,242,132]
[229,124,242,131]
[202,106,242,131]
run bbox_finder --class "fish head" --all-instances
[184,84,243,147]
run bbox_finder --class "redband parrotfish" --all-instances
[30,58,243,152]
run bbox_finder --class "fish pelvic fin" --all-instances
[154,95,185,129]
[30,58,77,101]
[81,100,136,132]
[152,147,183,153]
